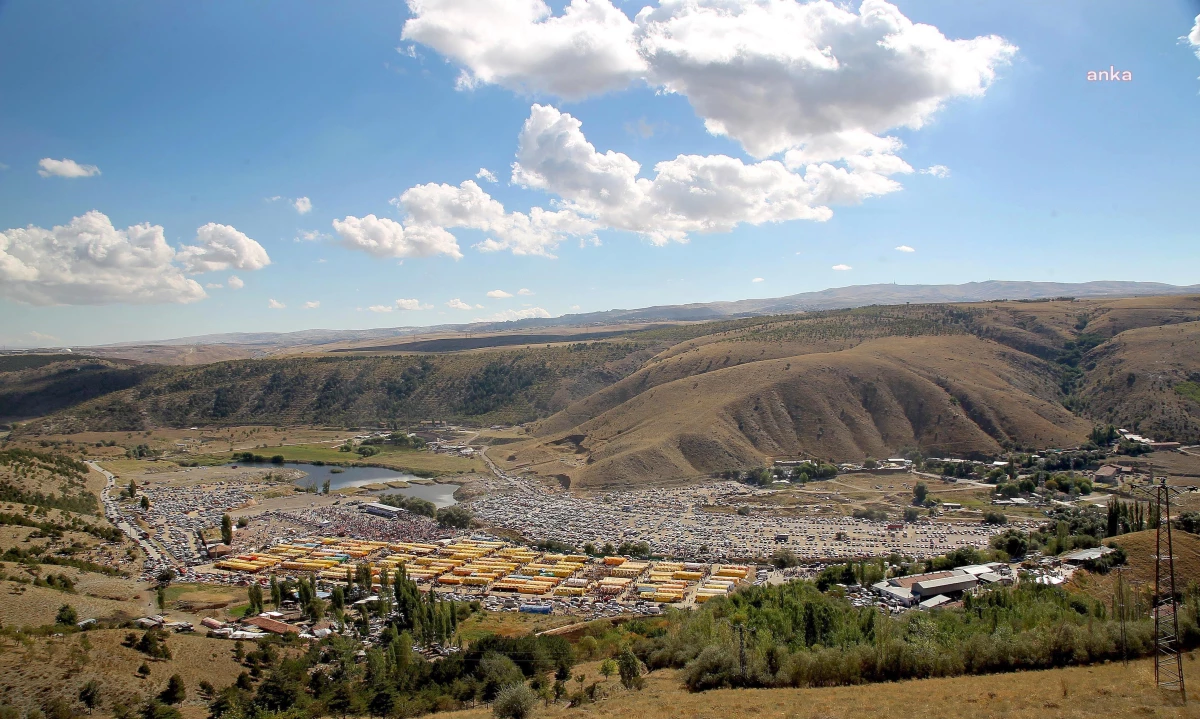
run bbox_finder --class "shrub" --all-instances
[55,604,77,626]
[492,683,537,719]
[982,510,1007,525]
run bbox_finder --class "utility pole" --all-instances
[1134,475,1187,703]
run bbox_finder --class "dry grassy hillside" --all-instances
[438,658,1197,719]
[1075,320,1200,442]
[0,629,245,718]
[506,335,1091,488]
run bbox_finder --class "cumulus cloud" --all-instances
[405,0,1016,159]
[487,289,514,298]
[38,158,100,178]
[268,299,286,309]
[0,211,268,306]
[476,168,498,183]
[205,283,224,289]
[295,230,329,242]
[227,275,244,289]
[293,197,312,214]
[366,103,909,254]
[331,214,463,259]
[511,104,849,244]
[303,300,320,309]
[920,165,950,178]
[570,304,581,310]
[474,307,554,322]
[752,277,764,282]
[395,179,595,257]
[446,298,473,310]
[832,264,852,270]
[176,223,271,273]
[395,298,432,310]
[517,288,534,295]
[368,305,393,312]
[895,245,915,252]
[1188,15,1200,58]
[401,0,647,99]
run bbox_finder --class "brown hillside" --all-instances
[1108,528,1200,589]
[1076,320,1200,442]
[507,335,1090,488]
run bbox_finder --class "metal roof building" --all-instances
[911,573,978,599]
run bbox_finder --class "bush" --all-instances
[492,683,537,719]
[1175,512,1200,535]
[982,510,1007,525]
[55,604,77,626]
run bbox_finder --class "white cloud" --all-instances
[474,307,554,322]
[295,229,329,242]
[268,299,286,309]
[176,223,271,273]
[266,195,283,202]
[368,305,394,313]
[395,179,594,257]
[303,300,320,309]
[512,104,846,244]
[517,288,534,295]
[402,0,647,100]
[446,298,473,310]
[832,264,852,271]
[751,277,764,283]
[895,245,915,252]
[38,158,100,178]
[476,168,498,183]
[29,331,59,343]
[487,289,514,298]
[205,283,224,289]
[475,303,485,309]
[293,196,312,214]
[570,304,581,310]
[0,211,270,306]
[331,214,463,259]
[1188,14,1200,58]
[405,0,1016,159]
[227,275,244,289]
[920,165,951,178]
[395,298,432,310]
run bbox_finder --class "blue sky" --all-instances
[1,0,1198,347]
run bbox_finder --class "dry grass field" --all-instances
[0,629,245,718]
[438,657,1198,719]
[0,580,148,628]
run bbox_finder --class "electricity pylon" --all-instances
[1134,476,1187,703]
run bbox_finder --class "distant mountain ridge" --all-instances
[98,280,1198,349]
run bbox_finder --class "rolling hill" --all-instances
[5,294,1200,489]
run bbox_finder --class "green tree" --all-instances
[220,514,233,546]
[158,674,186,705]
[140,496,150,510]
[79,680,102,713]
[913,482,928,505]
[437,505,473,529]
[55,604,77,626]
[903,507,920,522]
[156,587,166,612]
[599,659,617,681]
[617,649,643,690]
